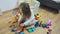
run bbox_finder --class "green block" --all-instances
[11,28,14,32]
[26,26,33,29]
[9,23,12,27]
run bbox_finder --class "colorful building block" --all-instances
[19,32,24,34]
[28,29,33,33]
[48,29,52,32]
[9,23,12,27]
[35,15,39,20]
[31,27,36,31]
[11,28,15,32]
[12,20,16,24]
[46,26,49,29]
[8,20,11,23]
[26,26,33,30]
[35,21,39,27]
[14,27,17,31]
[42,24,46,28]
[46,19,51,26]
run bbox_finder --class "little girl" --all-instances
[18,2,37,27]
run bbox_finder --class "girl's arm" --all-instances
[18,15,23,23]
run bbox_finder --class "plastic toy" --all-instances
[14,27,17,31]
[28,29,33,33]
[35,14,39,20]
[34,15,39,20]
[48,29,52,32]
[35,21,39,27]
[27,26,36,33]
[46,26,49,29]
[31,27,36,31]
[26,26,33,30]
[12,15,16,18]
[19,32,24,34]
[34,13,41,23]
[12,20,16,24]
[11,25,16,31]
[42,24,46,28]
[11,28,15,32]
[26,26,36,33]
[8,20,11,23]
[12,14,18,18]
[13,15,18,20]
[9,23,12,27]
[46,19,51,26]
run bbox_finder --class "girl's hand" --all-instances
[20,23,24,27]
[18,22,20,26]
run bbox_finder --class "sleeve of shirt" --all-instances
[30,19,38,24]
[24,17,35,26]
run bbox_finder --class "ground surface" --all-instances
[0,8,60,34]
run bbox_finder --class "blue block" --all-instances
[42,24,46,28]
[28,29,33,33]
[19,32,24,34]
[31,27,36,31]
[35,22,39,27]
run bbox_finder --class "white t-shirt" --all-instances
[18,10,38,26]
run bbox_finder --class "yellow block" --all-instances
[8,20,11,23]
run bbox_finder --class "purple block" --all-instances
[46,19,51,26]
[14,28,17,31]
